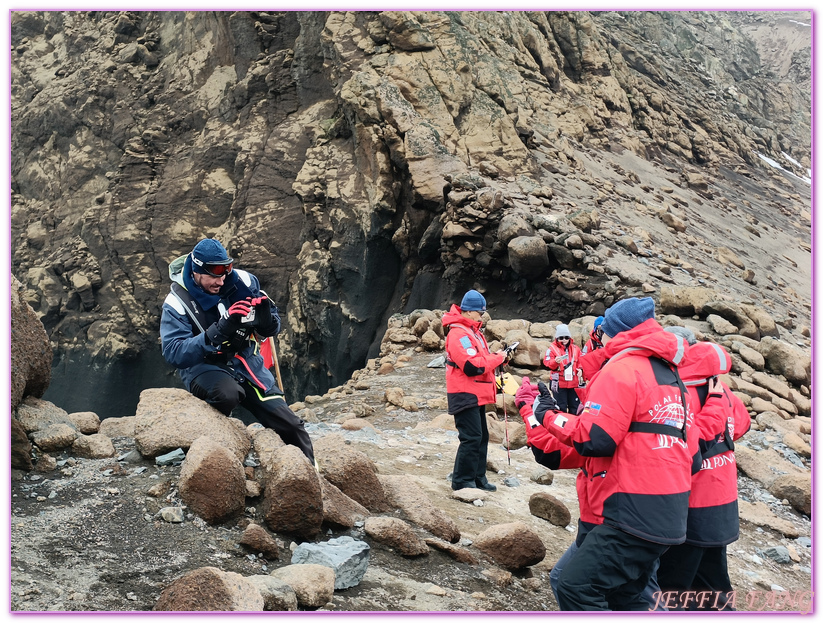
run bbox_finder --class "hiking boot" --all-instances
[476,480,496,492]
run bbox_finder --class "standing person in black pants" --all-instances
[441,290,511,491]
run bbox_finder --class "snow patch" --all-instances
[755,152,811,185]
[789,20,811,27]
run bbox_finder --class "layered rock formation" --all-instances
[10,11,811,414]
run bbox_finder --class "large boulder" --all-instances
[508,236,550,278]
[319,477,370,529]
[11,419,33,471]
[378,474,460,543]
[261,445,323,540]
[14,397,73,433]
[735,446,804,489]
[314,434,390,512]
[528,492,571,527]
[99,416,136,438]
[658,285,714,316]
[270,564,336,609]
[133,388,251,460]
[178,436,246,524]
[702,301,759,340]
[473,521,546,569]
[154,567,264,611]
[10,275,52,412]
[769,473,811,516]
[245,576,298,611]
[364,516,430,557]
[757,337,811,386]
[30,423,78,451]
[67,411,101,434]
[71,433,116,459]
[291,536,371,589]
[239,524,281,560]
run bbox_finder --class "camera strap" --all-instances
[171,282,208,335]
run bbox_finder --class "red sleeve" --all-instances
[519,403,586,469]
[542,364,634,456]
[544,345,559,370]
[446,330,505,376]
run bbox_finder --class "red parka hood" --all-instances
[603,318,688,365]
[677,341,732,382]
[442,304,482,331]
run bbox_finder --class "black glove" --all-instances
[206,299,252,346]
[253,296,281,337]
[533,381,559,425]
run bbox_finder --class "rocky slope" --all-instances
[10,10,811,415]
[10,292,813,612]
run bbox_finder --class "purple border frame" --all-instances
[3,6,817,618]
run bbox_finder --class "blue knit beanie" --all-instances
[190,239,231,273]
[593,316,605,329]
[601,297,656,337]
[460,289,487,312]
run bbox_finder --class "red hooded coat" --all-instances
[544,339,583,388]
[678,341,751,546]
[442,305,506,414]
[540,318,700,545]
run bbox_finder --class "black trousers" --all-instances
[657,543,735,610]
[451,405,489,490]
[556,523,669,611]
[556,387,581,414]
[190,370,315,463]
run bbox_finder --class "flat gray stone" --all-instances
[290,536,370,589]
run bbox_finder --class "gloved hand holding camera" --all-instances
[251,295,280,337]
[533,381,559,425]
[206,299,254,346]
[502,341,519,363]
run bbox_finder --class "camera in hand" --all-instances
[504,341,520,354]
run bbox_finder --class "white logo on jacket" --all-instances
[648,395,688,450]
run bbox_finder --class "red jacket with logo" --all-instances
[544,339,583,388]
[442,305,506,414]
[679,342,751,546]
[540,319,700,545]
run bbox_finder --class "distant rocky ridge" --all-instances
[10,10,811,415]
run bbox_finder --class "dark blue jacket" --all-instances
[160,255,281,393]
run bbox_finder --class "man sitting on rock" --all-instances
[160,238,314,463]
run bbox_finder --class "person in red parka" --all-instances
[532,297,700,611]
[582,316,605,354]
[656,336,751,610]
[442,290,510,492]
[543,323,583,413]
[516,377,667,611]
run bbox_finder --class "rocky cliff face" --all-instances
[10,10,811,414]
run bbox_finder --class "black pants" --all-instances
[556,387,581,414]
[556,523,669,611]
[657,543,734,610]
[190,370,314,463]
[451,405,490,490]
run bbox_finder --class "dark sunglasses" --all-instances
[557,336,570,341]
[192,254,233,277]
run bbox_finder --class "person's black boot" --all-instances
[476,478,496,492]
